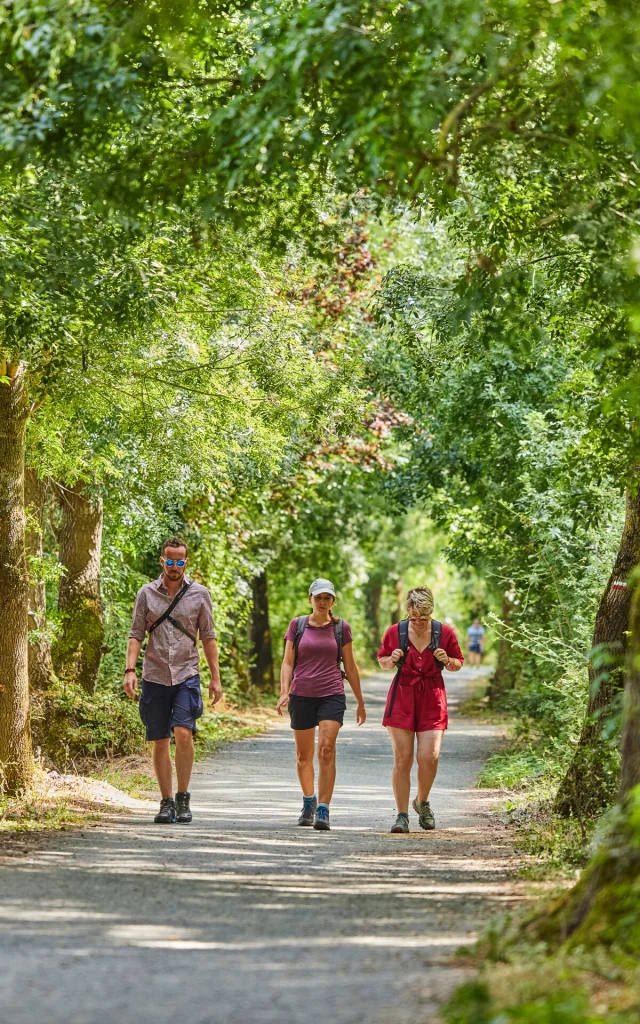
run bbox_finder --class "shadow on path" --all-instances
[0,669,523,1024]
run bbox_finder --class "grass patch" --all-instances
[85,759,157,799]
[195,697,277,757]
[443,952,640,1024]
[509,802,598,877]
[0,767,109,834]
[477,739,575,799]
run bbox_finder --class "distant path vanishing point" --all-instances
[0,668,525,1024]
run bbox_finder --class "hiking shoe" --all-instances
[298,796,317,826]
[390,812,410,834]
[313,805,331,831]
[175,791,192,824]
[154,797,177,824]
[412,796,435,831]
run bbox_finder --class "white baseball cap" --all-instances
[308,578,336,598]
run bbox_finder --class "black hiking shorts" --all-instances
[288,692,346,731]
[139,675,204,741]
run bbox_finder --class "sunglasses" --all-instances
[163,558,187,567]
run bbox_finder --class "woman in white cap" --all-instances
[277,579,366,830]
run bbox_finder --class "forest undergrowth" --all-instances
[446,670,638,1023]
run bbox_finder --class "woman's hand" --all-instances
[276,693,290,716]
[390,648,405,664]
[434,648,453,668]
[356,702,366,726]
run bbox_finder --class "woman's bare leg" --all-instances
[294,728,316,796]
[416,729,444,803]
[317,719,341,805]
[387,727,415,814]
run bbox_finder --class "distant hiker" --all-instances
[466,618,486,667]
[124,538,222,825]
[378,586,463,834]
[277,579,366,831]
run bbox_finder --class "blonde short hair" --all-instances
[405,586,434,617]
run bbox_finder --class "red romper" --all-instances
[378,622,464,732]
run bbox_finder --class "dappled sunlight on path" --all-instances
[0,669,524,1024]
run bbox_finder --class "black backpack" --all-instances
[387,618,445,716]
[289,615,345,678]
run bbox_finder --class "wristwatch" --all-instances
[124,668,136,675]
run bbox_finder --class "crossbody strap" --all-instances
[148,582,196,644]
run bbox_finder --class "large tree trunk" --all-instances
[620,577,640,797]
[24,468,56,690]
[0,362,33,793]
[555,487,640,818]
[249,570,274,691]
[52,481,104,693]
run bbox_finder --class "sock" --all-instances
[317,802,329,812]
[397,811,409,819]
[303,794,317,806]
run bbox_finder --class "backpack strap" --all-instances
[292,615,309,669]
[148,581,196,644]
[333,618,345,677]
[397,619,410,664]
[428,619,446,670]
[387,619,409,717]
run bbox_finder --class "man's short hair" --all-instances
[161,537,188,556]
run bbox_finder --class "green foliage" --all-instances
[31,682,144,765]
[443,980,630,1024]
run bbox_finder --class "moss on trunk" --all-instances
[52,481,104,693]
[0,361,33,793]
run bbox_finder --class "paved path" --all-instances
[0,670,522,1024]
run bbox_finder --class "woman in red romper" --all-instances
[378,586,463,833]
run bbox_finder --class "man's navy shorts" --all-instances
[139,675,204,741]
[288,692,346,731]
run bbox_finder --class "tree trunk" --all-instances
[0,362,33,793]
[24,468,56,690]
[364,574,383,660]
[52,481,104,693]
[555,487,640,818]
[249,570,274,691]
[488,588,517,702]
[391,577,404,624]
[620,577,640,797]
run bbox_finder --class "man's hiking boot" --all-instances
[298,796,317,826]
[313,805,330,831]
[154,797,177,824]
[390,812,410,834]
[412,796,436,831]
[175,791,192,824]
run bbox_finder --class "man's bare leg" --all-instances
[152,739,173,799]
[174,727,195,792]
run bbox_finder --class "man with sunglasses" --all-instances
[124,538,222,824]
